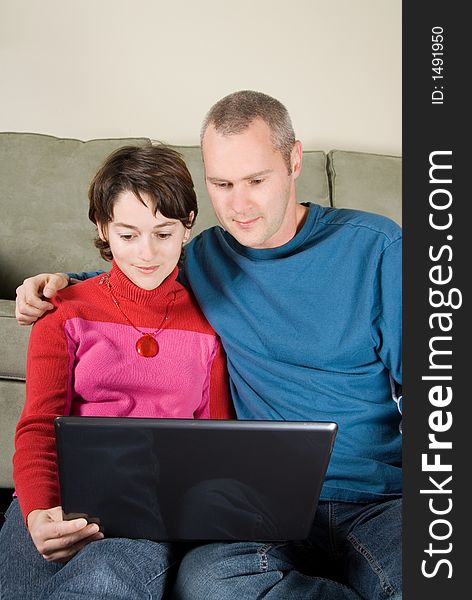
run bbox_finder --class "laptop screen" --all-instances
[55,417,337,542]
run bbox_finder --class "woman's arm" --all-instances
[14,299,71,515]
[14,299,103,559]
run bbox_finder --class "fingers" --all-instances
[43,273,69,299]
[47,531,105,563]
[40,523,104,563]
[15,294,53,325]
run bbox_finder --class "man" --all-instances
[15,91,402,599]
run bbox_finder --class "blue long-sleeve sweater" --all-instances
[184,203,402,502]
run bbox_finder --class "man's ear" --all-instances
[291,141,303,179]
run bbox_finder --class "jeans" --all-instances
[172,498,402,600]
[0,499,177,600]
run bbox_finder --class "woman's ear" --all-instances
[183,212,195,243]
[183,227,192,243]
[97,222,108,242]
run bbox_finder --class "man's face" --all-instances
[202,118,302,249]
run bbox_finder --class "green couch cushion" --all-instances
[0,133,151,299]
[296,150,330,207]
[328,150,402,225]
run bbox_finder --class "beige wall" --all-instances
[0,0,401,154]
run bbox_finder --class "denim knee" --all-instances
[173,542,313,600]
[40,538,177,600]
[175,542,258,598]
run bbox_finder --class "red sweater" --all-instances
[14,263,233,519]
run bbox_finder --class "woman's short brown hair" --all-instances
[88,144,198,261]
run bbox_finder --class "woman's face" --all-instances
[99,190,192,290]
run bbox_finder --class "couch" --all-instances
[0,131,401,519]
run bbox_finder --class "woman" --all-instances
[0,145,233,600]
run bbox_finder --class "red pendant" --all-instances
[136,335,159,358]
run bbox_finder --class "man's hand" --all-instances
[15,273,69,325]
[27,506,104,563]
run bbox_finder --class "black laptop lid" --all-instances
[55,417,337,542]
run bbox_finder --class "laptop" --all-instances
[55,416,337,542]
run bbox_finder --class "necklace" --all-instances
[100,273,176,358]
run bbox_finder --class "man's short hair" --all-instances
[89,144,198,261]
[201,90,296,172]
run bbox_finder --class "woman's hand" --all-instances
[27,506,104,563]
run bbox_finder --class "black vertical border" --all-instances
[403,2,467,597]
